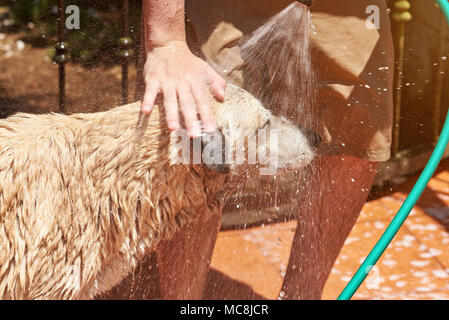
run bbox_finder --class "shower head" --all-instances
[296,0,314,7]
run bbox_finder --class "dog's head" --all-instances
[203,84,319,175]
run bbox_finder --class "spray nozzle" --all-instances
[296,0,314,7]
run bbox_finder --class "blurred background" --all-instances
[0,0,141,118]
[1,0,449,299]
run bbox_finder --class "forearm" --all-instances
[143,0,186,50]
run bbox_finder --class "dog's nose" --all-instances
[305,130,322,149]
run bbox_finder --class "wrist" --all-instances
[145,22,186,51]
[145,38,187,52]
[143,0,186,52]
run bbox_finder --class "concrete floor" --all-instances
[205,160,449,300]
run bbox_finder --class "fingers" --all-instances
[141,64,225,137]
[143,80,211,137]
[141,81,159,114]
[206,69,226,102]
[178,84,201,138]
[162,85,180,131]
[190,81,216,133]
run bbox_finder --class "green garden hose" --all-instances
[338,0,449,300]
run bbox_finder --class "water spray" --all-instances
[338,0,449,300]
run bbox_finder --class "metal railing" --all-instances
[53,0,133,112]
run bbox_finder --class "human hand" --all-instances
[141,41,226,137]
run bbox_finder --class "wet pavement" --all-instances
[205,160,449,300]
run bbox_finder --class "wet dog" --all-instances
[0,85,317,299]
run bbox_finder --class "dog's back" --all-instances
[0,105,173,299]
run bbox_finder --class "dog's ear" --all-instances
[201,130,230,174]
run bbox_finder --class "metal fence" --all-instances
[54,0,133,113]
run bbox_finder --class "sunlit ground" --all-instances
[206,159,449,300]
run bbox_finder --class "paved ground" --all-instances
[205,160,449,300]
